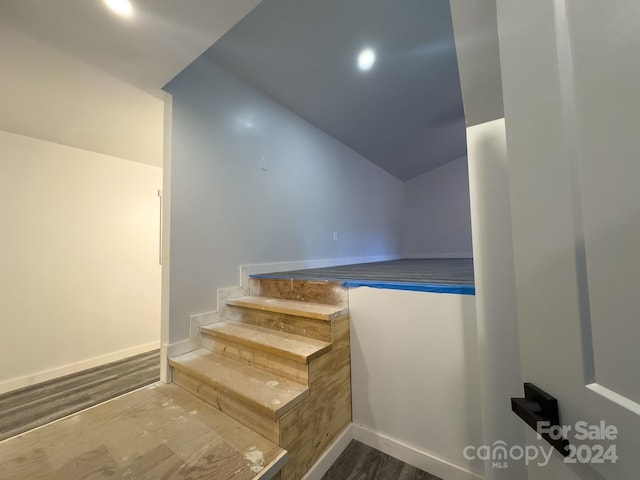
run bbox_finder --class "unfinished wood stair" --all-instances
[170,280,351,480]
[171,349,308,419]
[226,296,347,321]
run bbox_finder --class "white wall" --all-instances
[164,56,404,343]
[0,131,162,394]
[349,287,484,480]
[467,119,526,480]
[402,156,473,258]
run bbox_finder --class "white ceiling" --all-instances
[0,0,478,178]
[0,23,165,167]
[0,0,261,167]
[0,0,261,91]
[206,0,467,180]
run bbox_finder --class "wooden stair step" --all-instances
[201,321,332,364]
[227,296,348,321]
[0,383,288,480]
[169,349,308,419]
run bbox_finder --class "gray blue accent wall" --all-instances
[402,156,473,258]
[165,56,405,342]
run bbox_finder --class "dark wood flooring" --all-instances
[321,440,443,480]
[254,258,475,286]
[0,349,159,441]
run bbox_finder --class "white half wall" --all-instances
[402,156,473,258]
[0,130,162,394]
[164,56,404,344]
[349,287,484,480]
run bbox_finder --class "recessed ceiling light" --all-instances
[104,0,134,17]
[357,48,376,71]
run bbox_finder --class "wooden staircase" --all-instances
[169,279,351,480]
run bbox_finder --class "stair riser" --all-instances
[279,315,352,480]
[173,315,351,480]
[173,369,280,443]
[224,307,333,342]
[173,286,352,480]
[250,278,348,307]
[201,334,309,385]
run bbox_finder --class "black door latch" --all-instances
[511,383,570,456]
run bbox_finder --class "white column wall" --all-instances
[467,118,526,479]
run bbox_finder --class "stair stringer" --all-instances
[277,314,351,480]
[171,279,352,480]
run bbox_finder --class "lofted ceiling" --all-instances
[0,0,261,92]
[0,0,470,177]
[206,0,467,180]
[0,0,261,167]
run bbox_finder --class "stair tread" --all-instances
[0,383,288,480]
[227,296,348,321]
[201,321,332,364]
[169,349,308,419]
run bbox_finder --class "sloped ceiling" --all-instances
[0,0,469,176]
[0,0,261,166]
[0,0,262,92]
[206,0,467,180]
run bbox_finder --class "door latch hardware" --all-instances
[511,383,570,456]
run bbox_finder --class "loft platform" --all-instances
[251,258,475,295]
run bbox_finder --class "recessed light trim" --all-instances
[104,0,134,17]
[357,48,376,71]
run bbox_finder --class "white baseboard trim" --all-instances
[189,310,220,338]
[167,337,201,358]
[216,285,246,310]
[162,285,247,383]
[301,424,354,480]
[240,254,401,291]
[164,336,201,384]
[0,341,160,395]
[352,424,485,480]
[404,252,473,259]
[188,285,244,337]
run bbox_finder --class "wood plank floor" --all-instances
[0,349,159,441]
[254,258,475,286]
[0,383,287,480]
[321,440,442,480]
